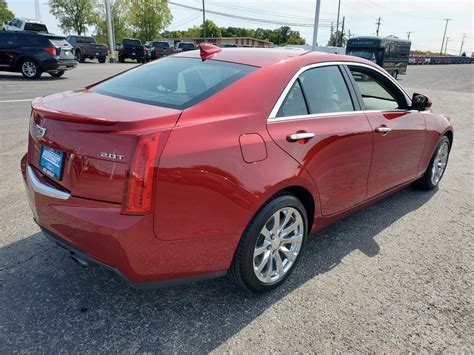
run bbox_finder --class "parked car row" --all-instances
[409,55,473,65]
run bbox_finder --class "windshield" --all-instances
[123,39,141,46]
[347,49,377,61]
[24,23,48,32]
[180,43,195,50]
[91,57,256,110]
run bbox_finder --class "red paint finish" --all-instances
[21,49,453,286]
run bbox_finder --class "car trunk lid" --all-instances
[28,90,181,204]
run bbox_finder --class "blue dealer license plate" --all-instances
[40,146,64,180]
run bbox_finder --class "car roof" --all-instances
[175,47,369,68]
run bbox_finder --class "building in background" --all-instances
[164,37,273,48]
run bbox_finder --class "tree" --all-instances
[92,0,131,44]
[49,0,95,35]
[203,20,221,38]
[327,30,347,47]
[128,0,172,42]
[0,0,14,23]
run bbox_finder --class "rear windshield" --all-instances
[49,37,70,47]
[24,23,48,32]
[123,39,141,46]
[152,42,170,48]
[77,37,96,44]
[91,57,256,109]
[180,43,195,50]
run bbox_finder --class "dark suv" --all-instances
[66,35,108,63]
[118,38,146,63]
[0,31,77,79]
[146,40,175,60]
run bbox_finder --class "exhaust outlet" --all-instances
[70,252,91,269]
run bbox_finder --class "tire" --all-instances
[119,56,124,63]
[98,57,106,63]
[392,70,399,79]
[49,71,65,78]
[414,136,451,190]
[229,194,308,292]
[20,58,42,79]
[75,50,84,63]
[141,58,146,64]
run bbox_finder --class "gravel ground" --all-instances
[0,63,473,353]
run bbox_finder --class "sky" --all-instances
[7,0,474,54]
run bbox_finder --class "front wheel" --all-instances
[229,195,308,292]
[20,59,42,79]
[414,136,451,190]
[49,71,65,78]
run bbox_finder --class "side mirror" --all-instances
[411,93,432,111]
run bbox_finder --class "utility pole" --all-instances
[202,0,206,41]
[340,16,345,47]
[335,0,341,46]
[444,37,449,54]
[35,0,42,22]
[311,0,322,50]
[459,33,466,55]
[375,17,381,36]
[407,31,413,40]
[105,0,116,62]
[440,18,451,55]
[348,29,352,39]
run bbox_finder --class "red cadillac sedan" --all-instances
[21,45,453,292]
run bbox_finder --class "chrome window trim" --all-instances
[27,165,70,200]
[268,61,412,121]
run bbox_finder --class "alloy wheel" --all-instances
[22,61,37,78]
[253,207,304,284]
[431,140,449,185]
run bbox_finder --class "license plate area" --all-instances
[40,146,64,180]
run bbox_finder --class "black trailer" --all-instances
[346,36,411,78]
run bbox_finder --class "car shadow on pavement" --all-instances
[0,186,436,353]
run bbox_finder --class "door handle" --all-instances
[287,132,315,142]
[375,126,392,134]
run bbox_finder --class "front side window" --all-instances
[91,57,256,109]
[349,67,403,111]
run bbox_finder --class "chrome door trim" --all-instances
[268,61,412,121]
[27,165,70,200]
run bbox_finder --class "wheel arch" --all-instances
[14,55,39,70]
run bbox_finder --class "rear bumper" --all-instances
[21,155,233,288]
[41,227,226,289]
[43,59,77,73]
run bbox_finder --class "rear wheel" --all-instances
[20,59,42,79]
[75,50,84,63]
[119,56,124,63]
[414,136,451,190]
[49,71,65,78]
[229,195,307,292]
[98,57,106,63]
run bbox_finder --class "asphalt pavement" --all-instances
[0,62,473,353]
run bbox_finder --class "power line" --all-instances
[168,1,332,27]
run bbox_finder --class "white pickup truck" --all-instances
[2,18,48,33]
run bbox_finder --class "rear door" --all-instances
[0,33,21,69]
[267,64,373,216]
[345,64,426,199]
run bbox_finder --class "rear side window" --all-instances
[91,57,256,109]
[299,66,354,114]
[277,81,308,117]
[26,35,49,47]
[24,23,48,32]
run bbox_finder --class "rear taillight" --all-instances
[123,133,160,214]
[43,47,56,56]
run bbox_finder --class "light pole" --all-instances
[459,34,466,55]
[105,0,116,62]
[444,37,449,54]
[335,0,341,47]
[202,0,206,41]
[440,19,451,55]
[311,0,321,50]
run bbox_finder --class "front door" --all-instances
[267,64,373,216]
[346,65,426,199]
